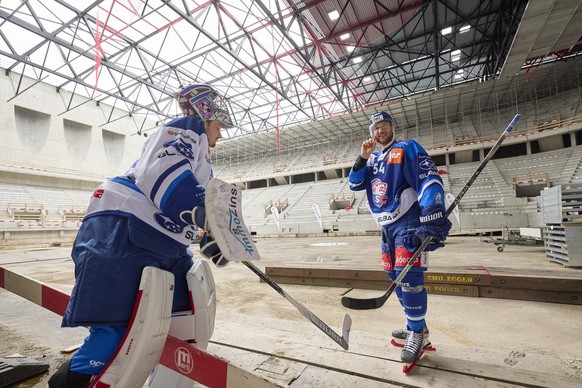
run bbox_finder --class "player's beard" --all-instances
[378,132,395,148]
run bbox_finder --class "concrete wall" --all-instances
[0,71,150,179]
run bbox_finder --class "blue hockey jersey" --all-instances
[348,139,445,226]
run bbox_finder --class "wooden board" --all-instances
[265,265,582,304]
[425,283,479,297]
[210,316,582,388]
[479,286,582,305]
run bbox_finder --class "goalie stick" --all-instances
[341,113,522,310]
[205,178,351,350]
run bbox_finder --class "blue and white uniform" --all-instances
[62,116,212,374]
[349,138,445,332]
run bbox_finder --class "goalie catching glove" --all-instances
[181,205,229,267]
[403,204,452,252]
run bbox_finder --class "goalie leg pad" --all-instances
[89,266,174,388]
[187,259,217,349]
[148,260,216,388]
[165,259,216,349]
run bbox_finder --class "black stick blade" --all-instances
[341,293,388,310]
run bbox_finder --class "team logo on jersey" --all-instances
[154,213,183,233]
[419,156,436,170]
[434,191,443,204]
[371,178,388,206]
[166,129,198,144]
[387,149,404,164]
[163,138,194,159]
[93,187,104,198]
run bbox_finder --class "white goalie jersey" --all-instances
[84,116,212,248]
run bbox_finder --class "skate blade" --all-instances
[401,347,436,373]
[390,338,404,348]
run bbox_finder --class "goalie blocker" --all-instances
[204,178,261,262]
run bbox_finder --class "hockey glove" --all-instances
[179,205,207,229]
[403,204,452,252]
[200,233,229,267]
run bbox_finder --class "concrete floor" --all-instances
[1,235,582,387]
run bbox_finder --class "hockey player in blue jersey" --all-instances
[348,111,452,366]
[48,84,232,387]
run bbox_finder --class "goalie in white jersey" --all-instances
[49,84,231,387]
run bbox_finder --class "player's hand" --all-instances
[402,205,452,252]
[360,136,377,159]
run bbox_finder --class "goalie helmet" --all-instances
[368,111,394,137]
[176,84,234,128]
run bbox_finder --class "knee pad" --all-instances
[398,269,424,294]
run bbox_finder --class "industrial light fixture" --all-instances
[451,50,461,62]
[328,10,339,20]
[441,26,452,35]
[460,25,471,33]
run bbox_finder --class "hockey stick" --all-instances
[242,260,351,350]
[341,113,522,310]
[204,178,351,350]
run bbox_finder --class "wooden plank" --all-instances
[265,267,387,281]
[265,267,492,286]
[489,273,582,292]
[212,317,582,388]
[265,266,582,304]
[425,283,479,297]
[266,275,388,290]
[3,268,42,306]
[479,286,582,305]
[424,269,490,286]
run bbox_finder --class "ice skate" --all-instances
[400,329,435,373]
[390,325,429,347]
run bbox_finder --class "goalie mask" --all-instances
[176,84,234,129]
[368,111,394,137]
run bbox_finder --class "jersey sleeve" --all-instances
[132,116,210,226]
[402,140,446,212]
[348,153,377,191]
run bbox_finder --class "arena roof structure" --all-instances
[1,0,581,156]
